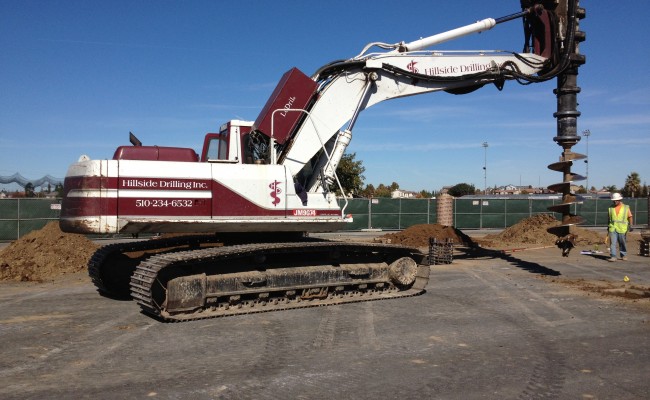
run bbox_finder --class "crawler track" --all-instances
[129,242,429,321]
[88,235,224,299]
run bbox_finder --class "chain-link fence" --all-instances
[0,198,61,240]
[1,197,648,240]
[339,197,648,231]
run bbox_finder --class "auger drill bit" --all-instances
[547,149,586,256]
[548,60,586,257]
[546,0,586,256]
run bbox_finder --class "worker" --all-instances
[607,192,633,262]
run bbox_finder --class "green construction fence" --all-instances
[338,197,648,231]
[0,198,62,241]
[0,197,647,240]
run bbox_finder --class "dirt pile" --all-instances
[377,215,607,251]
[479,214,604,249]
[0,222,98,282]
[379,224,475,248]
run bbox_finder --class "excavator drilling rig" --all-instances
[60,0,585,321]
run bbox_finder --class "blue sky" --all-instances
[1,0,648,193]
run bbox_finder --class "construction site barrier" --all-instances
[338,197,648,231]
[0,198,61,241]
[0,197,647,240]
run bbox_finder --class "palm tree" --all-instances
[622,172,641,198]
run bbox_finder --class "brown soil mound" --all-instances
[0,222,98,282]
[480,214,604,249]
[377,215,607,251]
[379,224,474,248]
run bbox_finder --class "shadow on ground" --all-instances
[453,247,561,276]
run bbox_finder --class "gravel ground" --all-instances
[1,231,649,400]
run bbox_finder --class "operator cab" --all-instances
[201,120,269,164]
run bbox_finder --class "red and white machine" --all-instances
[60,1,584,321]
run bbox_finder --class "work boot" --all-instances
[608,257,616,262]
[621,256,628,261]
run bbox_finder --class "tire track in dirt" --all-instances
[1,308,150,396]
[458,264,571,399]
[211,302,395,399]
[312,305,341,349]
[210,317,295,400]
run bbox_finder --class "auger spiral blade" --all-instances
[547,195,584,213]
[546,149,587,257]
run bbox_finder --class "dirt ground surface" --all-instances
[1,237,649,399]
[1,220,649,399]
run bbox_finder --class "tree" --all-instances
[24,182,35,198]
[622,172,641,198]
[374,183,392,198]
[448,182,476,197]
[55,183,64,198]
[333,152,365,196]
[360,183,375,198]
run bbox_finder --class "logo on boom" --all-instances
[407,60,418,74]
[269,180,282,206]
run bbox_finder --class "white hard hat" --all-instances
[611,192,623,201]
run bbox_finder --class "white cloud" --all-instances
[608,88,650,105]
[583,113,650,128]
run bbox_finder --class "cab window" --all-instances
[206,132,228,160]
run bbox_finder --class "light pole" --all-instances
[482,142,488,195]
[582,129,590,192]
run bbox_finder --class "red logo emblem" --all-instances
[407,60,418,73]
[269,180,282,206]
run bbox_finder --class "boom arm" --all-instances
[251,4,569,194]
[280,51,548,193]
[239,0,577,193]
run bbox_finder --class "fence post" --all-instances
[17,198,20,240]
[398,198,402,229]
[368,198,372,229]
